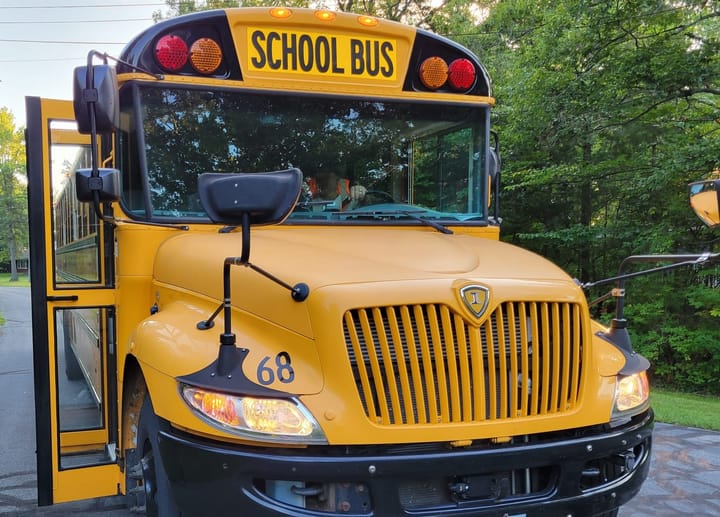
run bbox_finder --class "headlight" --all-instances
[612,371,650,418]
[181,384,327,444]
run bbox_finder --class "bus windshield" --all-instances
[119,84,489,224]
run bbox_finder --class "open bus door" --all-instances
[26,97,120,505]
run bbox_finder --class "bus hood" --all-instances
[154,227,582,338]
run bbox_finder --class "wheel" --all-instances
[126,393,180,516]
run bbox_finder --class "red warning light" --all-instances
[155,35,188,72]
[447,59,476,91]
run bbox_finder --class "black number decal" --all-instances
[275,352,295,383]
[257,356,275,385]
[256,352,295,385]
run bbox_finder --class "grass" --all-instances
[0,272,30,287]
[651,387,720,431]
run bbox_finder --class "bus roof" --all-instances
[117,7,493,101]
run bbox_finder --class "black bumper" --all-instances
[158,410,653,516]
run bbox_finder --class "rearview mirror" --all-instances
[198,169,302,225]
[689,179,720,228]
[73,64,119,134]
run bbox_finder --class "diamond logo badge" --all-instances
[460,285,490,319]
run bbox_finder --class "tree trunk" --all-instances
[9,230,18,282]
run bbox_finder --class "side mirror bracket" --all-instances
[72,52,120,219]
[194,169,308,381]
[75,168,121,202]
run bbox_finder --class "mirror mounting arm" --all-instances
[196,204,309,332]
[85,52,104,220]
[582,252,720,352]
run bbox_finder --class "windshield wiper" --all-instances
[339,209,453,234]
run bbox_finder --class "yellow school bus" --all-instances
[27,7,654,516]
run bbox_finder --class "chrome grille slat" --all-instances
[344,302,584,425]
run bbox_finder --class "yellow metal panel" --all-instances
[440,306,460,422]
[388,308,415,423]
[484,317,497,419]
[507,303,518,416]
[401,306,426,423]
[550,303,561,413]
[227,8,413,94]
[414,305,438,422]
[455,314,472,422]
[518,303,529,417]
[59,429,108,448]
[428,308,449,423]
[51,129,91,145]
[53,464,119,503]
[540,303,550,413]
[530,303,540,415]
[496,303,508,419]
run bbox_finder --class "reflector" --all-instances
[156,35,188,72]
[419,57,448,90]
[190,38,223,74]
[448,58,476,91]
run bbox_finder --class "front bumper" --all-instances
[158,409,653,516]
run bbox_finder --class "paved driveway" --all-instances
[1,286,718,515]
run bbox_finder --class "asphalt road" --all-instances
[1,286,718,516]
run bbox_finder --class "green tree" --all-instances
[473,0,720,392]
[0,108,27,281]
[476,0,720,279]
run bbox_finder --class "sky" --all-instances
[0,1,167,127]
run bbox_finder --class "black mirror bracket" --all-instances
[196,205,309,378]
[583,252,720,353]
[191,169,306,376]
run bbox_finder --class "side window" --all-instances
[413,127,479,213]
[47,120,115,470]
[50,132,102,286]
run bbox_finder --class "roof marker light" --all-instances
[315,10,336,21]
[419,56,448,90]
[448,58,476,91]
[270,7,292,19]
[155,35,188,72]
[190,38,223,75]
[357,15,379,27]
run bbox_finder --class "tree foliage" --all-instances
[0,108,27,281]
[474,0,720,393]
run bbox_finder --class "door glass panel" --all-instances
[50,125,101,286]
[56,306,114,470]
[56,307,104,432]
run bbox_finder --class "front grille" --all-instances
[343,302,585,425]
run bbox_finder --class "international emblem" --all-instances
[460,285,490,318]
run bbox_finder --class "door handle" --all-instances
[46,295,79,302]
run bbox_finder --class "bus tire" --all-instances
[126,394,179,517]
